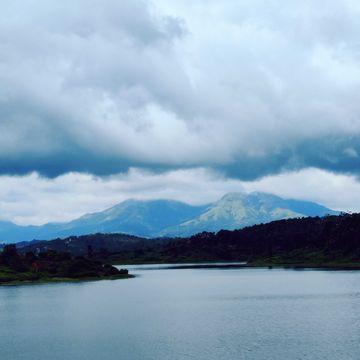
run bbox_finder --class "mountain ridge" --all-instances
[0,192,339,243]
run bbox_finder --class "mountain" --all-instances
[43,199,208,239]
[0,192,338,243]
[0,221,44,244]
[0,200,207,243]
[161,192,338,236]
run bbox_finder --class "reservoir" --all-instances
[1,265,360,360]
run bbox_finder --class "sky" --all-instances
[1,0,360,225]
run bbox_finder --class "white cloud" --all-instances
[0,0,360,177]
[0,167,358,226]
[242,167,360,213]
[1,1,360,222]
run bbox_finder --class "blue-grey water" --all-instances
[1,264,360,360]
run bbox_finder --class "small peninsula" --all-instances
[0,245,131,285]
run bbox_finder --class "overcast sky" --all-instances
[1,0,360,224]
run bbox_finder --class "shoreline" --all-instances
[0,274,135,287]
[3,261,360,286]
[248,263,360,270]
[114,260,360,271]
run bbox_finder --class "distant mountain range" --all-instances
[0,192,339,243]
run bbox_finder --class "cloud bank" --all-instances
[0,0,360,179]
[0,168,358,226]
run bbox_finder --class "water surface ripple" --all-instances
[1,266,360,360]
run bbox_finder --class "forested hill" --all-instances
[14,213,360,267]
[17,233,166,257]
[101,213,360,265]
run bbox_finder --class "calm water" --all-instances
[1,265,360,360]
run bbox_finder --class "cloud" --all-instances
[0,168,244,225]
[0,168,358,226]
[0,0,360,179]
[242,167,360,213]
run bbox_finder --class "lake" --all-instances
[1,264,360,360]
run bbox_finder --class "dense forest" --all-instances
[94,213,360,266]
[10,213,360,268]
[15,233,168,257]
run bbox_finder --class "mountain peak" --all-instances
[219,191,283,204]
[220,192,247,201]
[0,193,339,243]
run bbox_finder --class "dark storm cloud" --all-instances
[1,0,360,179]
[221,136,360,180]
